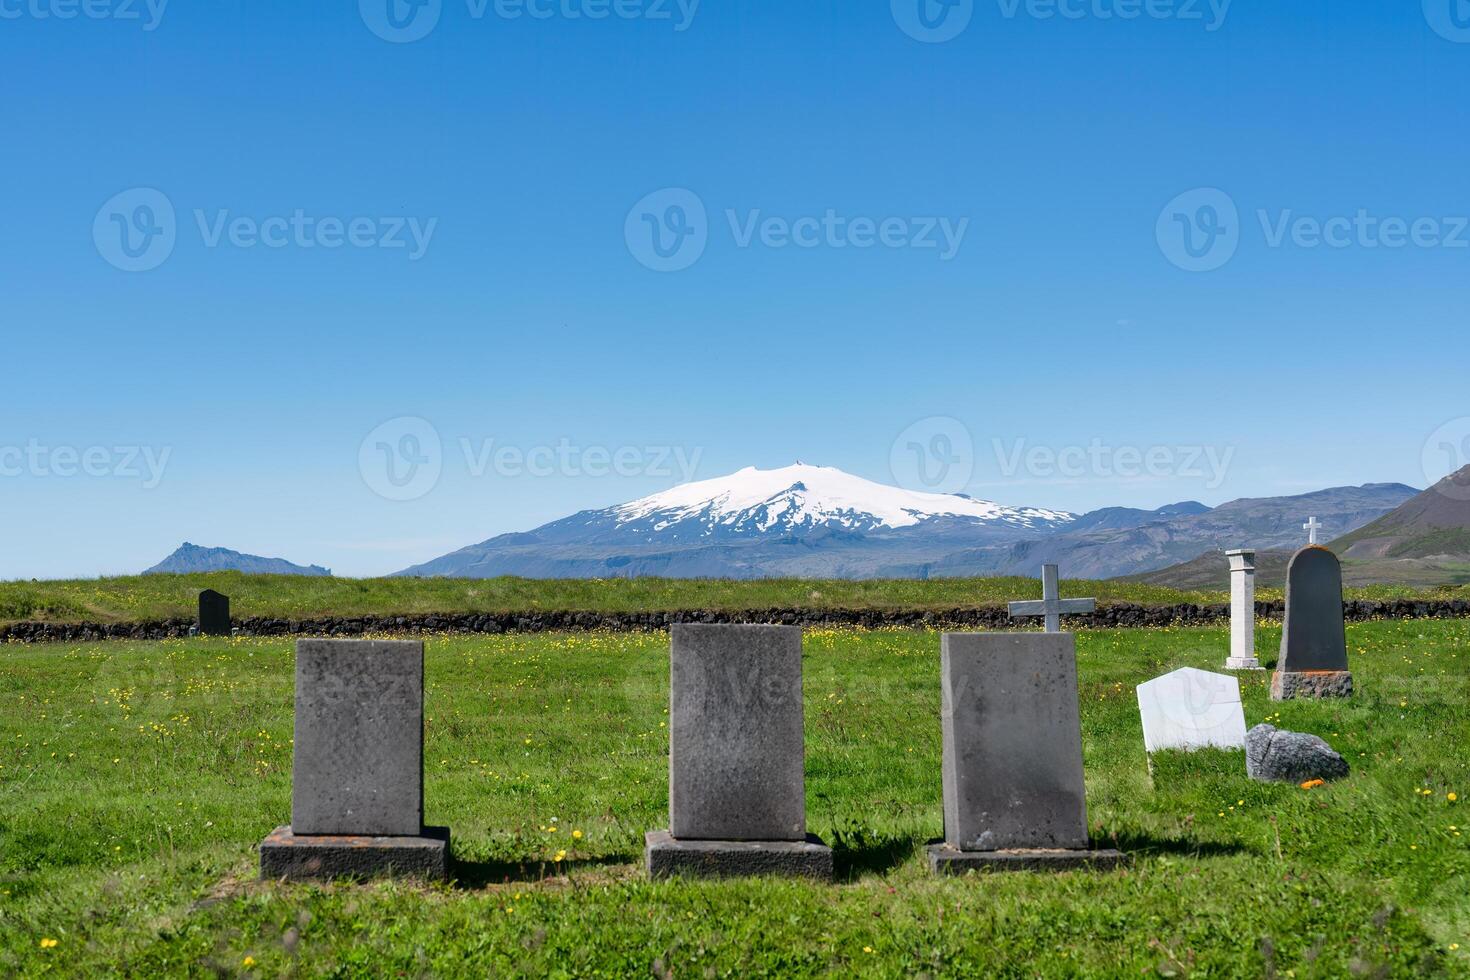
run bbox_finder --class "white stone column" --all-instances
[1225,549,1262,670]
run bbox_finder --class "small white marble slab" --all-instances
[1136,667,1247,754]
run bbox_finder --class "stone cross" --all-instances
[645,624,832,879]
[1303,516,1322,545]
[1224,549,1262,670]
[1007,564,1095,633]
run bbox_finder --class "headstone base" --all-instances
[644,830,832,881]
[1224,657,1264,671]
[927,844,1128,875]
[1270,670,1353,701]
[259,826,450,881]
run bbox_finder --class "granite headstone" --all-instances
[198,589,230,637]
[927,632,1125,873]
[1272,546,1353,700]
[646,624,831,879]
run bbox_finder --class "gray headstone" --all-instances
[1279,547,1348,672]
[291,639,424,837]
[940,632,1089,851]
[198,589,230,637]
[669,624,806,842]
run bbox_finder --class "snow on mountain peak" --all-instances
[611,463,1074,535]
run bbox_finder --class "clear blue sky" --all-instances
[3,0,1468,579]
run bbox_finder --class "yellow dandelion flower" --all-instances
[39,938,59,949]
[572,829,583,840]
[243,955,256,967]
[553,849,566,862]
[1450,793,1459,802]
[863,946,874,954]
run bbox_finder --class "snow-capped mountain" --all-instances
[395,463,1077,579]
[393,462,1416,580]
[608,463,1075,538]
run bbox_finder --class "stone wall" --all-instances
[2,598,1468,644]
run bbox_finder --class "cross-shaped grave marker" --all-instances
[1303,516,1322,545]
[1007,564,1096,633]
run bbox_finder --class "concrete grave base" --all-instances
[259,826,450,881]
[644,830,833,881]
[1224,657,1264,671]
[927,844,1129,875]
[1271,670,1353,701]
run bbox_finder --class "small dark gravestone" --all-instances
[927,632,1126,874]
[259,639,449,881]
[197,590,230,637]
[1271,547,1353,700]
[644,624,832,880]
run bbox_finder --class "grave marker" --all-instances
[645,624,832,879]
[1271,546,1353,700]
[198,589,230,637]
[1224,549,1262,670]
[259,639,449,880]
[927,632,1126,873]
[1136,667,1247,754]
[1007,564,1095,633]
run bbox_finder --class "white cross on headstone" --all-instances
[1008,564,1096,633]
[1304,516,1322,545]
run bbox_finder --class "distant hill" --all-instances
[145,543,331,577]
[1332,465,1470,560]
[1122,470,1470,590]
[924,482,1418,580]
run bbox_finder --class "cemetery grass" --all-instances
[1,622,1467,977]
[5,572,1468,626]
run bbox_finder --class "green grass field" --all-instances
[1,620,1467,976]
[4,572,1468,626]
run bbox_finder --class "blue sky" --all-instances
[3,0,1468,579]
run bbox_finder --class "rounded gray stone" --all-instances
[1245,723,1350,783]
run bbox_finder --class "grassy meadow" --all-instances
[4,572,1469,626]
[1,619,1467,976]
